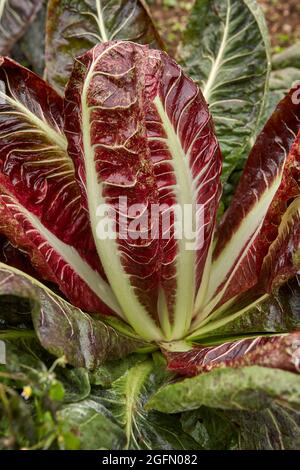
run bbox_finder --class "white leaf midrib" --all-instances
[153,95,196,340]
[96,0,108,42]
[3,195,121,315]
[203,0,231,102]
[205,171,285,307]
[0,89,67,151]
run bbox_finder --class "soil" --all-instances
[148,0,300,54]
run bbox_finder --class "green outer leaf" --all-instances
[0,263,146,369]
[45,0,163,94]
[224,44,300,203]
[270,68,300,95]
[229,403,300,450]
[181,407,238,450]
[179,0,271,181]
[147,366,300,413]
[2,337,48,376]
[105,360,154,449]
[182,404,300,450]
[58,399,126,450]
[95,360,200,450]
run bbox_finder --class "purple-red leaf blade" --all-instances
[0,57,120,316]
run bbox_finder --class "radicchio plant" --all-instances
[0,37,300,378]
[0,0,299,385]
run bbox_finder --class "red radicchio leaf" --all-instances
[64,41,221,341]
[144,49,222,339]
[64,42,162,341]
[259,196,300,292]
[165,332,300,377]
[0,234,39,278]
[203,84,300,313]
[0,57,121,316]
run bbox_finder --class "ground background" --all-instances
[147,0,300,54]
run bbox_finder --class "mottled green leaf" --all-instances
[182,403,300,450]
[45,0,163,93]
[179,0,271,181]
[147,366,300,413]
[228,403,300,450]
[222,44,300,206]
[269,68,300,95]
[56,358,198,450]
[2,337,48,376]
[0,263,145,369]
